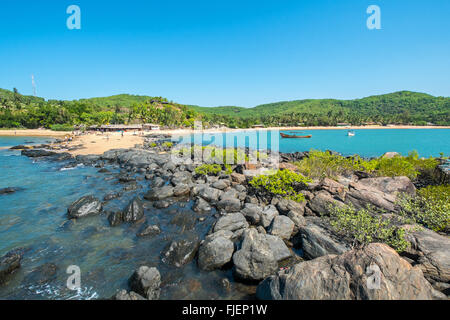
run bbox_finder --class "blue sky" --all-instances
[0,0,449,107]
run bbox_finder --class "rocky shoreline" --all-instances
[1,134,448,300]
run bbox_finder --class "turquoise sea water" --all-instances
[0,137,244,300]
[176,129,450,157]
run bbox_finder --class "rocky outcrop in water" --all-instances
[0,187,23,195]
[128,266,161,300]
[162,236,200,268]
[67,195,102,218]
[0,248,24,285]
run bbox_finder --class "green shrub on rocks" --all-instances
[397,185,450,232]
[295,150,368,179]
[325,205,410,252]
[195,164,222,176]
[295,150,438,180]
[249,169,311,203]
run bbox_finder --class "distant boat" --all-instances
[347,130,355,136]
[280,133,312,139]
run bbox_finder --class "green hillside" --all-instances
[0,88,449,129]
[192,91,450,127]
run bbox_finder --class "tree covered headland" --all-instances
[0,88,448,130]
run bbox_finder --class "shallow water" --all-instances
[175,129,450,157]
[0,137,254,300]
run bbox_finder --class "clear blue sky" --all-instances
[0,0,449,107]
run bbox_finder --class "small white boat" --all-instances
[347,130,355,136]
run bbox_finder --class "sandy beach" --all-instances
[0,129,69,137]
[60,132,145,156]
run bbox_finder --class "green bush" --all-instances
[372,157,419,179]
[194,164,222,176]
[249,169,311,202]
[162,142,173,148]
[325,205,410,252]
[149,142,157,148]
[295,150,373,179]
[50,124,74,131]
[397,185,450,232]
[295,150,437,180]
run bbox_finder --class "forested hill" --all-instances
[0,88,449,129]
[190,91,450,127]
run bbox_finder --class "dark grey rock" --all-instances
[128,266,161,300]
[123,197,145,222]
[162,236,200,267]
[241,203,262,225]
[217,198,241,212]
[67,195,102,218]
[232,228,278,281]
[198,236,235,271]
[0,248,24,285]
[137,225,161,237]
[213,213,249,233]
[269,216,295,240]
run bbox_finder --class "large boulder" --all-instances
[265,234,292,262]
[173,184,190,197]
[171,171,192,186]
[241,203,263,225]
[67,195,102,218]
[192,197,212,213]
[0,248,24,285]
[345,177,415,212]
[128,266,161,300]
[144,186,174,201]
[232,229,278,281]
[260,205,279,228]
[217,198,241,213]
[198,187,223,203]
[257,243,437,300]
[275,198,305,216]
[307,190,345,215]
[198,236,235,271]
[123,197,145,222]
[404,227,450,285]
[357,176,416,196]
[269,216,295,240]
[293,217,351,259]
[161,236,200,267]
[213,213,249,233]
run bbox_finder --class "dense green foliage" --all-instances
[295,150,371,179]
[326,205,410,252]
[397,185,450,232]
[249,170,312,202]
[0,89,198,129]
[1,88,448,129]
[295,150,439,180]
[192,91,450,127]
[194,164,223,176]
